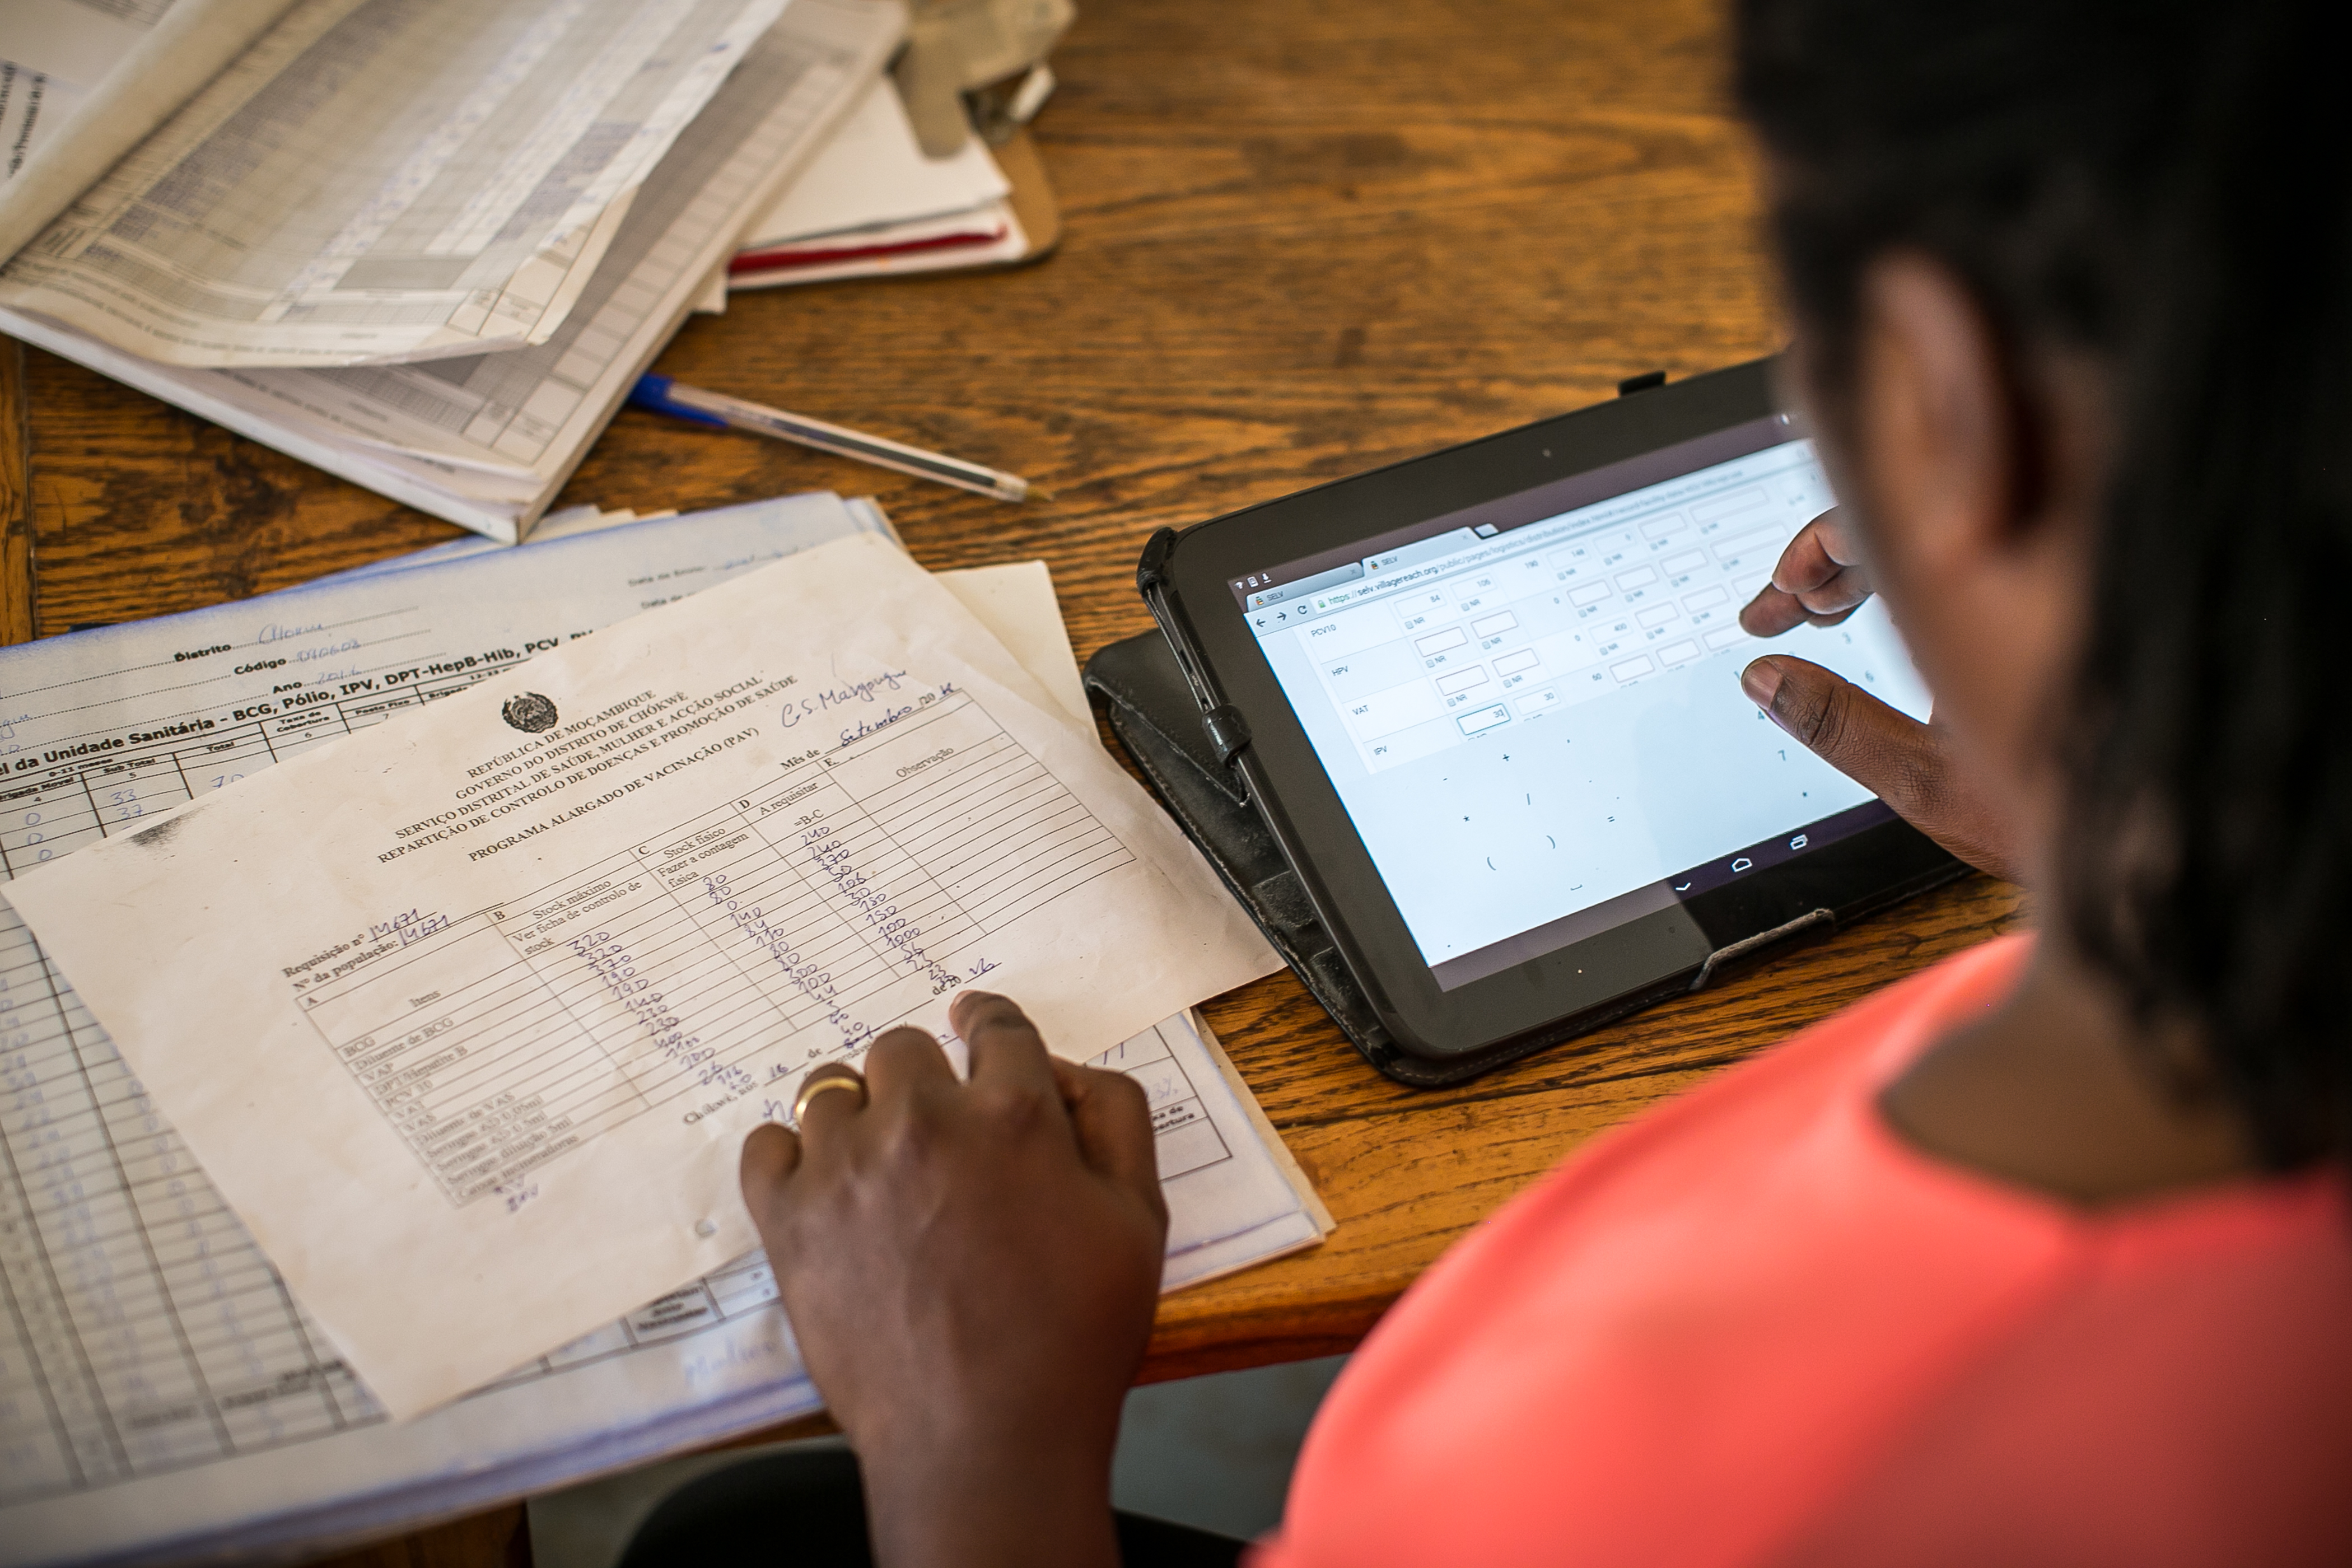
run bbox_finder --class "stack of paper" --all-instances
[0,500,1318,1566]
[0,0,904,540]
[726,74,1031,291]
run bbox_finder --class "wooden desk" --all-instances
[0,0,2024,1560]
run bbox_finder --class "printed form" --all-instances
[5,533,1278,1420]
[1,0,180,184]
[0,0,786,367]
[0,0,899,539]
[0,506,1307,1565]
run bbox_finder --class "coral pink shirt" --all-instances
[1255,936,2352,1567]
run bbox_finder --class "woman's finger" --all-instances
[1049,1057,1166,1219]
[950,991,1056,1092]
[1740,582,1812,637]
[1742,508,1875,634]
[740,1121,802,1214]
[863,1024,956,1104]
[1739,654,2022,881]
[1776,510,1862,586]
[791,1060,870,1152]
[1742,567,1870,635]
[1795,564,1872,619]
[1742,653,1929,794]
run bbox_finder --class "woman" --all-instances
[637,0,2352,1561]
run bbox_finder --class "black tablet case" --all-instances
[1082,627,1767,1086]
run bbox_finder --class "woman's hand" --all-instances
[1738,508,2026,883]
[740,992,1168,1568]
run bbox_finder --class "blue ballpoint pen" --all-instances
[627,375,1030,502]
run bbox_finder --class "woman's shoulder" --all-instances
[1267,933,2352,1568]
[1785,1161,2352,1566]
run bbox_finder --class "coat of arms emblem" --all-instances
[501,692,559,734]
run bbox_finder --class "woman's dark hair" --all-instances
[1735,0,2351,1166]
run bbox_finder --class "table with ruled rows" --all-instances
[291,693,1134,1206]
[1,662,507,879]
[0,666,524,1497]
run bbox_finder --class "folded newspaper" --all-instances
[0,494,1319,1566]
[0,0,905,539]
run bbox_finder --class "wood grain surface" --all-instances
[1,338,30,648]
[4,0,2027,1561]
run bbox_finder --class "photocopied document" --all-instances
[0,1007,1308,1568]
[2,63,88,182]
[0,496,885,1560]
[0,0,788,367]
[918,562,1323,1275]
[0,0,136,187]
[2,0,170,93]
[0,507,1310,1566]
[0,0,282,263]
[6,533,1277,1420]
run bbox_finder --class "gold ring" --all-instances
[791,1068,867,1124]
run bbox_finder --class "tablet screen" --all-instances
[1230,416,1931,989]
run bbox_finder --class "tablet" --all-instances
[1141,356,1962,1068]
